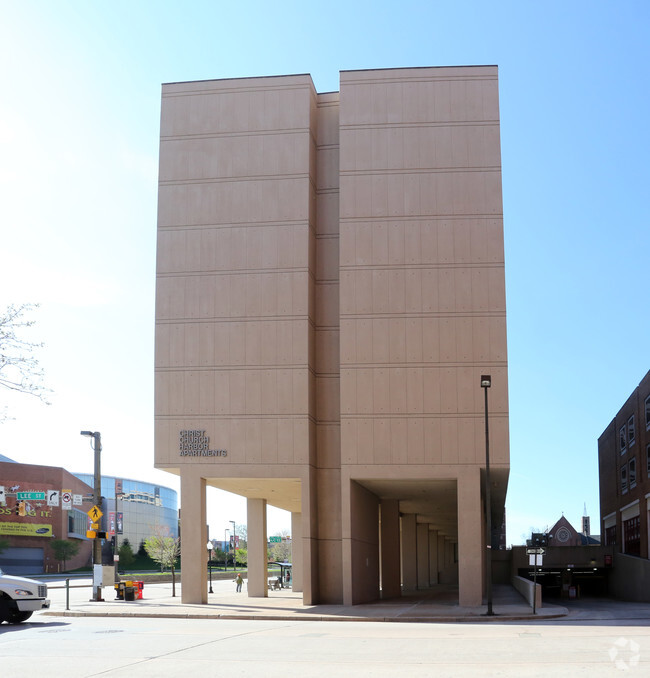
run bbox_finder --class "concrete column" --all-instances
[247,498,268,597]
[348,481,380,604]
[401,513,417,592]
[380,499,401,599]
[180,471,206,604]
[291,511,303,593]
[437,533,445,580]
[428,529,439,585]
[457,467,483,606]
[416,523,429,589]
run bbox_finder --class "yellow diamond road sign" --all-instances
[88,505,103,521]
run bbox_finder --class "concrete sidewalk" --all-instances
[42,581,568,623]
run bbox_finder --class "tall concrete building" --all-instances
[155,66,509,606]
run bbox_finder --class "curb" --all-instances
[43,609,568,624]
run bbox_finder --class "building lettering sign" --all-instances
[0,522,53,537]
[179,430,227,457]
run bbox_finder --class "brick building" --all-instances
[598,370,650,559]
[0,461,93,574]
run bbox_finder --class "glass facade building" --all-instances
[74,474,178,552]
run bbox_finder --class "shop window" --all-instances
[621,465,628,494]
[623,515,641,556]
[619,425,627,454]
[629,458,637,488]
[628,415,635,446]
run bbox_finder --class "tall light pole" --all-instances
[480,376,494,616]
[206,541,214,593]
[230,520,236,570]
[81,430,103,602]
[225,529,230,570]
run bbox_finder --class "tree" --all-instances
[235,547,247,566]
[0,303,50,419]
[144,527,181,596]
[117,539,135,569]
[268,530,292,563]
[50,539,80,572]
[232,523,247,547]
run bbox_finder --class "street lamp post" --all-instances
[207,541,214,594]
[480,376,494,616]
[230,520,236,570]
[80,430,103,602]
[225,529,230,570]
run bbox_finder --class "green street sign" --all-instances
[269,536,281,543]
[16,492,46,500]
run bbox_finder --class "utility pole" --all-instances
[81,430,103,602]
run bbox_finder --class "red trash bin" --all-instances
[135,581,144,599]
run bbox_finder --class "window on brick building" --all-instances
[605,524,616,545]
[628,415,635,446]
[629,457,637,488]
[619,425,627,454]
[647,443,650,477]
[623,515,641,556]
[621,464,628,493]
[646,394,650,430]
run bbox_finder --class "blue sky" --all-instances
[1,1,648,543]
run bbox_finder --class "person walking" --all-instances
[236,573,243,592]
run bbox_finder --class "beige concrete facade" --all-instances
[155,66,509,607]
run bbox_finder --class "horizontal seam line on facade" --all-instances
[156,414,317,421]
[154,312,503,324]
[156,317,312,325]
[339,315,510,327]
[162,82,313,97]
[158,219,308,229]
[316,188,339,194]
[156,365,318,371]
[157,267,309,277]
[339,214,503,222]
[155,361,506,372]
[159,174,310,186]
[341,74,497,85]
[339,167,501,175]
[160,128,309,140]
[338,262,504,270]
[338,120,499,130]
[341,363,507,370]
[156,320,339,328]
[341,413,509,419]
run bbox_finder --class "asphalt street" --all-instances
[1,579,649,676]
[2,612,649,677]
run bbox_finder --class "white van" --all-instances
[0,567,50,623]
